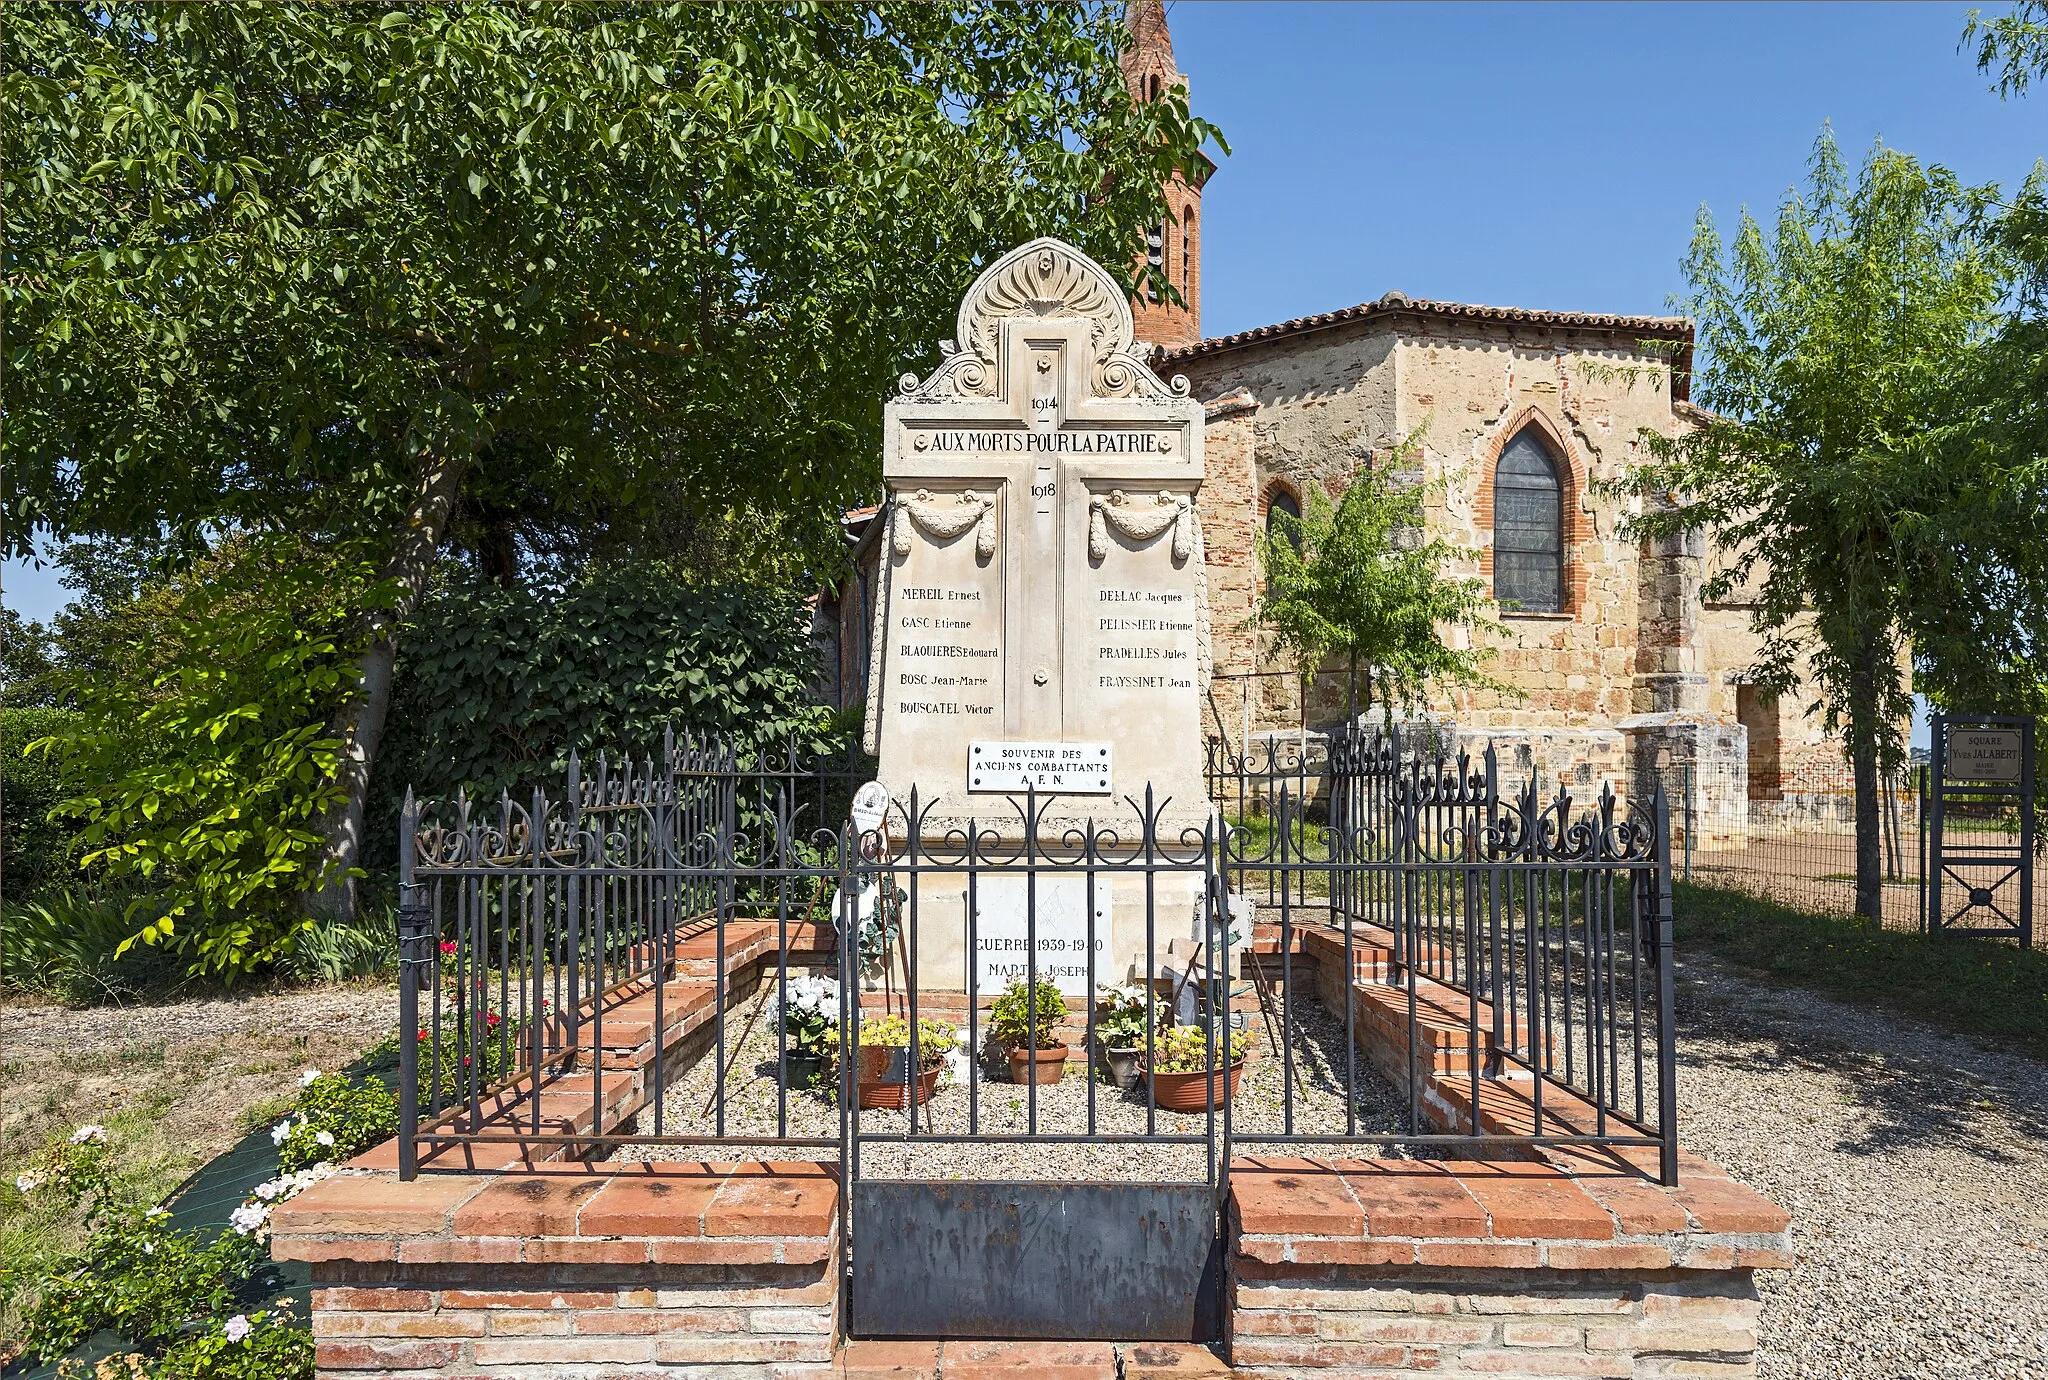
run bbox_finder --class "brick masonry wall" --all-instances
[1181,316,1706,744]
[273,1162,841,1377]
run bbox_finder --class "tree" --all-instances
[5,3,1223,922]
[1966,2,2048,96]
[1254,448,1507,735]
[1617,131,2025,920]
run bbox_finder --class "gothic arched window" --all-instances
[1266,488,1303,553]
[1492,428,1564,613]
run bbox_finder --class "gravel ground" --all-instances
[1,981,398,1062]
[614,978,1407,1180]
[1672,954,2048,1380]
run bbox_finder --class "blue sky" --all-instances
[5,2,2041,631]
[1173,0,2044,336]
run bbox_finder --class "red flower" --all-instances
[439,941,457,956]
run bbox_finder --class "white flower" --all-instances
[299,1069,321,1087]
[142,1241,155,1255]
[70,1124,107,1145]
[314,1130,335,1147]
[14,1171,44,1194]
[270,1119,293,1146]
[229,1202,270,1237]
[146,1206,169,1220]
[223,1314,252,1343]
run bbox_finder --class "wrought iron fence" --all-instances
[395,727,1676,1187]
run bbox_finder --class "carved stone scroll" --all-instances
[1088,489,1193,565]
[892,488,996,561]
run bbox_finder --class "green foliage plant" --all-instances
[268,1072,398,1174]
[0,889,182,1005]
[1966,2,2048,96]
[2,1128,312,1378]
[4,3,1225,927]
[1144,1023,1250,1075]
[379,563,834,806]
[1254,441,1511,730]
[1612,130,2025,919]
[1,705,84,898]
[857,1014,957,1071]
[1094,983,1166,1051]
[29,535,384,979]
[989,976,1067,1051]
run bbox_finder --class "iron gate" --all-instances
[396,728,1677,1343]
[1927,713,2036,947]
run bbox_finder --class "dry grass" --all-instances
[0,981,397,1336]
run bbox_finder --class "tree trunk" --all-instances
[1849,635,1884,921]
[308,449,470,924]
[1346,648,1359,728]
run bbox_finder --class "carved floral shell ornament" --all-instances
[895,238,1190,405]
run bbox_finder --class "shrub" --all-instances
[769,972,840,1057]
[989,976,1067,1050]
[1,705,85,898]
[268,1072,398,1173]
[857,1014,957,1070]
[1094,984,1168,1051]
[0,888,182,1004]
[2,1126,314,1378]
[1145,1024,1250,1074]
[34,535,380,981]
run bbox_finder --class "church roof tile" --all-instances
[1156,292,1691,366]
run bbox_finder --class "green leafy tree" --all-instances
[1966,2,2048,96]
[1254,448,1508,732]
[4,2,1224,923]
[32,536,383,977]
[1616,131,2026,920]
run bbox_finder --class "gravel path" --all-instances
[1672,954,2048,1380]
[615,978,1406,1180]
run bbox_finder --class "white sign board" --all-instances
[1947,727,2024,783]
[972,875,1108,997]
[968,741,1113,794]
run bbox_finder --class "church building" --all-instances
[827,2,1840,822]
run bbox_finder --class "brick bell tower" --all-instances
[1121,0,1210,351]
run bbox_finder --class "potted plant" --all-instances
[771,972,838,1089]
[856,1013,957,1109]
[990,976,1070,1085]
[1093,984,1165,1091]
[1142,1024,1252,1111]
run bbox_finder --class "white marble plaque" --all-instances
[971,875,1110,997]
[968,741,1113,794]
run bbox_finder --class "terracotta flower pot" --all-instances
[1006,1043,1069,1086]
[856,1044,941,1109]
[1142,1059,1245,1111]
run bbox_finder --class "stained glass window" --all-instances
[1493,429,1563,613]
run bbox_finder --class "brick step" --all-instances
[822,1340,1233,1379]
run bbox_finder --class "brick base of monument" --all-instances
[1230,1157,1789,1378]
[271,1161,841,1377]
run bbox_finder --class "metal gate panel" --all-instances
[850,1181,1219,1341]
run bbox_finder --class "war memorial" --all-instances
[269,240,1793,1378]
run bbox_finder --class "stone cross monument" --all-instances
[861,237,1210,990]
